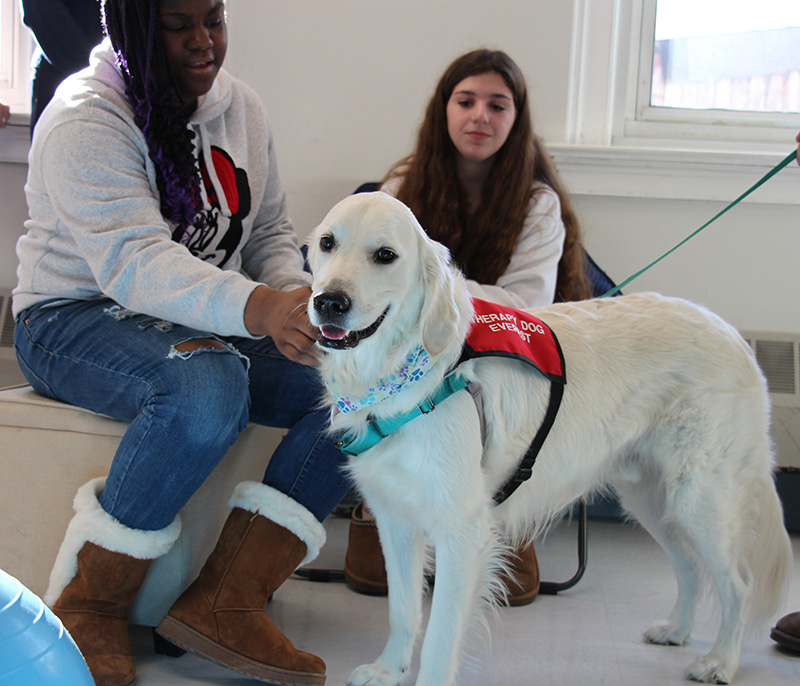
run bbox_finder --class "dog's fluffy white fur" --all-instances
[307,192,793,686]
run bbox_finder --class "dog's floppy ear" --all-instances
[419,236,470,357]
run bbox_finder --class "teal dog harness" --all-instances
[334,298,567,505]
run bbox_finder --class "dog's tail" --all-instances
[744,474,793,625]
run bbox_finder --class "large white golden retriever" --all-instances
[306,192,792,686]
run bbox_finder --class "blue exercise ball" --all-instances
[0,568,93,685]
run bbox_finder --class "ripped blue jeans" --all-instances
[14,298,351,530]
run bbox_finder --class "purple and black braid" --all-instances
[102,0,204,237]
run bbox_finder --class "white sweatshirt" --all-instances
[14,39,308,337]
[380,177,565,309]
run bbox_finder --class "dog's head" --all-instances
[307,192,472,364]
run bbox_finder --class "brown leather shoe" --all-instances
[158,492,326,685]
[771,611,800,653]
[344,503,540,604]
[344,502,388,595]
[499,539,540,606]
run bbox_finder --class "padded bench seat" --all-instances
[0,384,282,626]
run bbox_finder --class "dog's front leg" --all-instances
[415,515,499,686]
[347,515,427,686]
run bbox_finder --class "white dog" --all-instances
[306,192,792,686]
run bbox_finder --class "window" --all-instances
[0,0,16,90]
[0,0,31,111]
[622,0,800,147]
[562,0,799,149]
[619,0,799,149]
[553,0,800,204]
[0,0,33,161]
[650,0,799,114]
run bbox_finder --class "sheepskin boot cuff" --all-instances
[229,480,326,566]
[45,477,182,607]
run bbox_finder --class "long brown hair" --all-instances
[385,49,590,303]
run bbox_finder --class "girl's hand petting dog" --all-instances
[245,285,320,366]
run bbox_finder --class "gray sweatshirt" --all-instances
[14,39,308,337]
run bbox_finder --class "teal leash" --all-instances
[333,150,796,458]
[599,149,798,298]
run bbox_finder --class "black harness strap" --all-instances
[492,379,564,506]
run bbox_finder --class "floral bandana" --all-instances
[327,344,437,414]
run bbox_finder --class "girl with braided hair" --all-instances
[13,1,347,684]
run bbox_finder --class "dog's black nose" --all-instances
[313,291,351,320]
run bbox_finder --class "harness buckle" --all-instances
[419,397,436,414]
[516,467,533,482]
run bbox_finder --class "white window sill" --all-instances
[549,144,800,207]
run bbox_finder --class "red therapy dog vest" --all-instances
[463,298,566,385]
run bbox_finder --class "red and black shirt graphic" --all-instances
[174,146,251,268]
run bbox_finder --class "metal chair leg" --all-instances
[538,499,588,594]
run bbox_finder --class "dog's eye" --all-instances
[319,235,335,253]
[374,248,397,265]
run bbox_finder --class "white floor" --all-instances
[128,515,800,686]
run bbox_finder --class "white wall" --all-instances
[0,0,797,335]
[574,195,799,332]
[222,0,799,334]
[223,0,577,236]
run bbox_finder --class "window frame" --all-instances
[622,0,799,148]
[0,0,32,162]
[0,0,12,88]
[0,0,32,110]
[551,0,800,206]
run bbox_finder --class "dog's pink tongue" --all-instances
[321,325,348,340]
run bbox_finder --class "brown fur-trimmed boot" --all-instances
[45,478,182,686]
[344,502,388,595]
[499,539,540,606]
[156,481,327,685]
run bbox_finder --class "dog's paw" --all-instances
[347,662,405,686]
[684,655,733,684]
[644,620,690,646]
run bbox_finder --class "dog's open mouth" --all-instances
[318,308,389,350]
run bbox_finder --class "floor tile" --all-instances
[129,517,800,685]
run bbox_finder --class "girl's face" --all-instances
[445,71,517,169]
[159,0,227,115]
